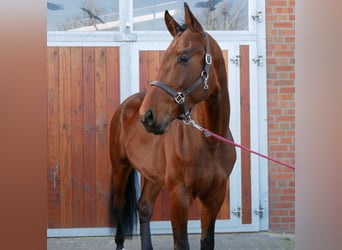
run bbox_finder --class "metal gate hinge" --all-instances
[230,55,240,66]
[252,10,263,23]
[254,207,265,218]
[232,207,242,217]
[252,54,263,66]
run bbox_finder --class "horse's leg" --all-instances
[169,186,191,250]
[199,181,227,250]
[137,179,162,250]
[112,166,137,250]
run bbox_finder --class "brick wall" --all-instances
[266,0,295,233]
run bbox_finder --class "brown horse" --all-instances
[109,3,236,250]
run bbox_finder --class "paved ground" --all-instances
[48,232,294,249]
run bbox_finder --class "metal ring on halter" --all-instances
[174,92,185,104]
[205,53,212,65]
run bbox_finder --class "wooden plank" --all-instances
[70,47,84,227]
[58,47,73,227]
[82,47,96,226]
[240,45,252,224]
[95,47,108,226]
[148,51,160,84]
[139,51,150,91]
[106,47,120,226]
[106,47,120,124]
[47,47,61,228]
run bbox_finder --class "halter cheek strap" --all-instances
[149,32,212,120]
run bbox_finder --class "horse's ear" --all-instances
[184,2,203,33]
[165,10,182,37]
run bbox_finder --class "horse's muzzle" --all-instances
[140,109,169,135]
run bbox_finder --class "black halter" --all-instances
[149,32,212,120]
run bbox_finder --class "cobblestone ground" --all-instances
[48,232,294,250]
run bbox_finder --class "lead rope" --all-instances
[183,116,295,170]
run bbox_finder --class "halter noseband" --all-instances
[149,32,212,120]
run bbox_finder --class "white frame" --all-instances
[47,0,268,237]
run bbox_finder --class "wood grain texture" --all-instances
[240,45,252,224]
[47,47,120,227]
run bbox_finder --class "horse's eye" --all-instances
[178,54,190,63]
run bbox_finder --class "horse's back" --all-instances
[109,92,145,163]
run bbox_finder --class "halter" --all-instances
[150,32,212,120]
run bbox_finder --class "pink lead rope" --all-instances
[184,117,295,170]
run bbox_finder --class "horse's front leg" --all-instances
[137,179,162,250]
[199,180,227,250]
[169,186,192,250]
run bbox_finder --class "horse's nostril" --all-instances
[144,109,154,126]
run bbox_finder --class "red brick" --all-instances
[274,22,293,29]
[275,151,295,159]
[274,94,294,101]
[268,0,288,6]
[282,188,295,195]
[276,115,295,122]
[275,65,294,71]
[271,173,294,180]
[281,217,295,223]
[279,29,295,36]
[280,87,295,93]
[268,108,282,115]
[284,36,295,43]
[280,195,295,201]
[274,8,294,14]
[273,202,294,209]
[280,137,293,144]
[269,209,289,216]
[274,50,294,57]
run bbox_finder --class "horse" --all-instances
[109,3,236,250]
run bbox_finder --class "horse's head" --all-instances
[139,3,212,134]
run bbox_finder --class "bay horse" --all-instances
[109,3,236,250]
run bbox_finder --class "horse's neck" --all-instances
[194,41,230,137]
[209,49,230,135]
[196,75,230,137]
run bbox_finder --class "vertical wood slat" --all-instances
[58,47,73,227]
[47,47,61,228]
[106,47,120,226]
[70,47,84,227]
[106,47,120,125]
[82,47,97,226]
[240,45,252,224]
[95,47,109,226]
[139,50,150,90]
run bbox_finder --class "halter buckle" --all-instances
[174,92,185,104]
[205,53,212,65]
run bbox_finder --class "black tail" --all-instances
[110,169,139,236]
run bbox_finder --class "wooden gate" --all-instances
[47,44,261,235]
[47,47,120,228]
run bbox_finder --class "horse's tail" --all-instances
[110,169,139,236]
